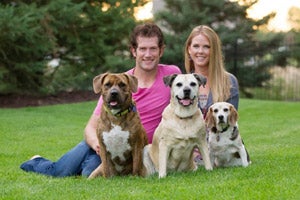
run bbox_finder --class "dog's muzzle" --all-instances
[176,88,195,107]
[108,88,120,108]
[218,115,224,122]
[217,115,227,126]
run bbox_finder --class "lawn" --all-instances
[1,99,299,200]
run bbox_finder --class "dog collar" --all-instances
[104,102,137,117]
[211,125,230,134]
[212,126,237,142]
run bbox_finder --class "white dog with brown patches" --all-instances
[143,73,213,178]
[205,102,251,168]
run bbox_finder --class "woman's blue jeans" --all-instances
[20,141,101,177]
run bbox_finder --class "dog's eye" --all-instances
[176,83,182,87]
[104,82,111,88]
[224,108,229,112]
[119,82,126,88]
[190,82,196,87]
[213,109,218,113]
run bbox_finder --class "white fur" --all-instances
[172,74,199,118]
[206,102,251,168]
[103,124,131,161]
[143,74,212,178]
[208,124,249,167]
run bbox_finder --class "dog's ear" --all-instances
[228,105,238,126]
[163,74,178,87]
[93,73,108,94]
[125,74,138,93]
[193,73,207,88]
[205,106,216,129]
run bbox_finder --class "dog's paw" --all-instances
[87,175,94,180]
[242,161,251,167]
[158,172,167,178]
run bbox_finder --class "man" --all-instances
[20,23,181,177]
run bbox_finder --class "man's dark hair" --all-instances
[130,23,165,50]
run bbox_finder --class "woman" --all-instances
[184,25,239,118]
[185,25,240,164]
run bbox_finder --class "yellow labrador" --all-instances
[143,74,213,178]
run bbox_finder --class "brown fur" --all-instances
[88,73,148,178]
[206,104,238,129]
[206,102,251,167]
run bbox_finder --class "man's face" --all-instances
[131,36,164,72]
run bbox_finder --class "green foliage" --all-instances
[244,66,300,101]
[0,99,299,199]
[285,30,300,68]
[0,0,147,95]
[0,3,52,94]
[238,6,300,73]
[154,0,279,91]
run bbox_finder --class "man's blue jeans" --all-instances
[20,141,101,177]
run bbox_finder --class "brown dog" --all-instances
[88,72,148,178]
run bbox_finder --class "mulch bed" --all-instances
[0,91,99,108]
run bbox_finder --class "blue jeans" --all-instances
[20,141,101,177]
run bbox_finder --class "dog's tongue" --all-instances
[110,101,118,106]
[180,99,192,106]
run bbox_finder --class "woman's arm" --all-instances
[228,73,239,110]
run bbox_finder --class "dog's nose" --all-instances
[183,88,191,97]
[110,89,119,98]
[218,115,224,121]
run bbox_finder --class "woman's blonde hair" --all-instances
[184,25,231,102]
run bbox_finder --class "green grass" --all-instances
[1,99,299,200]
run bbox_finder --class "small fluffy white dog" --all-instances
[205,102,251,167]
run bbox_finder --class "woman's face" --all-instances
[188,33,210,69]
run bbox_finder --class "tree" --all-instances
[288,6,300,31]
[0,0,147,95]
[286,6,300,68]
[154,0,276,97]
[256,6,300,70]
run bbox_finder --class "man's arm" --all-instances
[84,114,100,154]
